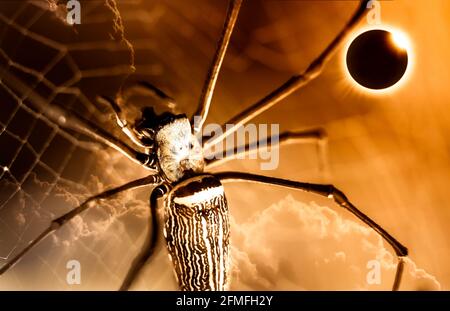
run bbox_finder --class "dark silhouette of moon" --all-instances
[346,29,408,90]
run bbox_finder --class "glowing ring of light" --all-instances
[342,25,414,95]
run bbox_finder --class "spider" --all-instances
[0,0,408,291]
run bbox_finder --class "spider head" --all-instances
[146,111,204,183]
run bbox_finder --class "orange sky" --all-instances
[0,0,449,290]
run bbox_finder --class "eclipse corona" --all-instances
[345,29,409,90]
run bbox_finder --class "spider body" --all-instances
[135,109,229,291]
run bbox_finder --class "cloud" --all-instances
[229,195,440,290]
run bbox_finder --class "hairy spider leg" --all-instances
[217,171,408,291]
[205,129,329,178]
[1,70,156,170]
[191,0,242,133]
[97,95,152,149]
[202,0,371,150]
[0,175,161,276]
[119,184,167,291]
[120,81,177,113]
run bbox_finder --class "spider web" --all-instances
[0,0,163,290]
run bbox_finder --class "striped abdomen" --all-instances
[164,175,230,291]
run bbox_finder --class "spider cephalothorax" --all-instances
[155,117,204,182]
[135,107,204,182]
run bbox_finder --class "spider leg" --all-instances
[96,81,180,148]
[97,95,152,149]
[203,0,370,149]
[119,81,177,113]
[191,0,242,133]
[119,185,166,291]
[216,171,408,291]
[205,129,328,177]
[0,175,161,276]
[2,70,156,170]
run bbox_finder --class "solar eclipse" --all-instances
[345,29,410,91]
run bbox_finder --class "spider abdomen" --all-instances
[164,175,230,291]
